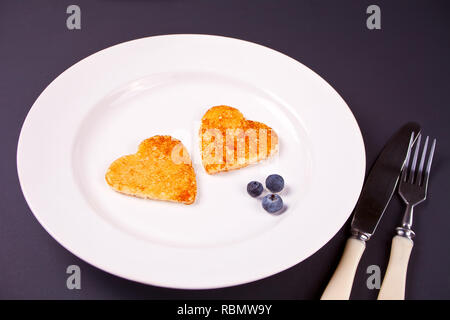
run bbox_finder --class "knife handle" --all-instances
[377,235,413,300]
[321,238,366,300]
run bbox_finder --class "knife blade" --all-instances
[351,122,421,240]
[321,122,420,300]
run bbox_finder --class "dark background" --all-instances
[1,0,449,299]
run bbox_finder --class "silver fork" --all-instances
[378,132,436,300]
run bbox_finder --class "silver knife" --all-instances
[321,122,420,300]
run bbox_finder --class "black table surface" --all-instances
[1,0,449,299]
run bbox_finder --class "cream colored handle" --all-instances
[378,235,413,300]
[321,238,366,300]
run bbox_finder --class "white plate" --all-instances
[17,35,365,289]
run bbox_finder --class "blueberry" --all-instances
[247,181,263,197]
[266,174,284,193]
[262,194,284,213]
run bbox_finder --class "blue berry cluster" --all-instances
[247,174,285,214]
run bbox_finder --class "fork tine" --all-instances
[408,134,421,184]
[423,138,436,188]
[418,136,429,185]
[401,132,415,182]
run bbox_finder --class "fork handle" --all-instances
[378,236,414,300]
[321,238,366,300]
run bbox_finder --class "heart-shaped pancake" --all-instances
[199,105,278,174]
[105,135,197,204]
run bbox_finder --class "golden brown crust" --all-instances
[105,136,197,204]
[200,106,278,174]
